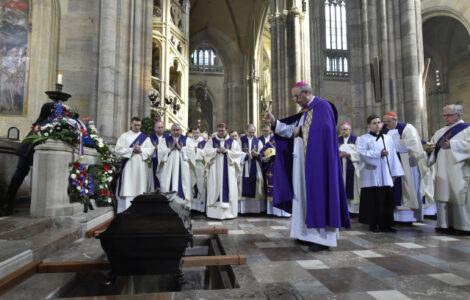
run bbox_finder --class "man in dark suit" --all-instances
[1,102,57,216]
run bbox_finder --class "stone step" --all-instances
[0,216,53,240]
[29,226,83,261]
[1,237,107,300]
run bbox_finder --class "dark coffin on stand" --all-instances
[100,192,192,276]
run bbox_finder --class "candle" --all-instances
[57,73,63,84]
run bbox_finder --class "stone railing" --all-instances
[30,139,100,217]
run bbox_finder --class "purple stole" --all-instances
[212,137,234,203]
[273,97,350,229]
[338,135,357,200]
[118,132,148,195]
[240,135,260,198]
[165,135,187,199]
[149,133,161,189]
[193,140,207,198]
[198,140,207,149]
[259,135,272,146]
[383,122,407,206]
[434,122,470,158]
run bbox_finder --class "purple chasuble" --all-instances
[118,132,148,195]
[149,133,161,189]
[240,135,260,198]
[339,135,358,200]
[260,139,276,201]
[212,137,234,203]
[274,97,350,229]
[165,135,187,199]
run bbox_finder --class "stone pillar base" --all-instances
[30,139,99,217]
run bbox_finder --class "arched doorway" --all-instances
[188,82,214,132]
[188,44,223,133]
[423,16,470,135]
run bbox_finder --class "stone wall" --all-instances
[57,0,100,119]
[448,57,470,123]
[0,140,30,197]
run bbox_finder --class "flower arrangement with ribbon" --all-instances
[25,119,80,145]
[86,121,117,206]
[68,161,94,203]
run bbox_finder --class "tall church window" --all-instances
[190,45,223,73]
[324,0,349,78]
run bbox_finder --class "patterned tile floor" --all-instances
[192,214,470,299]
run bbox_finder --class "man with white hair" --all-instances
[239,124,265,213]
[338,122,361,214]
[428,104,470,234]
[158,123,196,204]
[382,111,434,223]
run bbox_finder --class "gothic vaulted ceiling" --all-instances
[189,0,269,54]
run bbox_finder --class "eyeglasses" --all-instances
[443,113,457,118]
[291,91,304,100]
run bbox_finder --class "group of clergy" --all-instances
[114,117,291,220]
[339,104,470,234]
[113,81,469,252]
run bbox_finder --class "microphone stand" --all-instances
[376,128,393,178]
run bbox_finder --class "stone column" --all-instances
[348,0,365,133]
[26,0,60,131]
[96,0,153,142]
[399,0,424,135]
[308,0,322,95]
[361,0,374,117]
[270,0,309,119]
[379,0,391,112]
[96,0,118,141]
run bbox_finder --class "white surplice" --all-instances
[192,138,207,212]
[158,136,195,204]
[429,120,470,231]
[387,123,432,222]
[339,136,361,214]
[274,105,338,247]
[356,133,405,189]
[239,137,265,214]
[115,130,154,213]
[204,135,243,220]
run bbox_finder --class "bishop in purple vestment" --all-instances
[264,82,350,251]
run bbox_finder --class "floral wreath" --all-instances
[26,105,117,210]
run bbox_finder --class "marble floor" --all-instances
[3,214,470,299]
[190,214,470,300]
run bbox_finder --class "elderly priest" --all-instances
[115,117,154,213]
[428,104,470,234]
[157,123,195,204]
[264,82,350,251]
[204,123,243,219]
